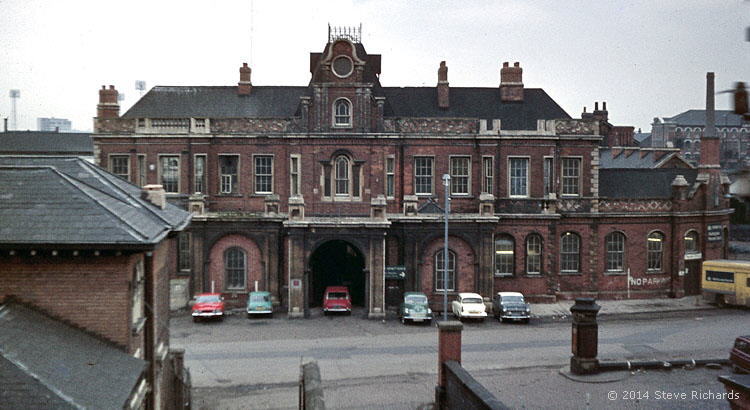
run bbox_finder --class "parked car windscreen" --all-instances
[250,294,270,302]
[196,295,220,303]
[405,295,428,304]
[327,292,348,299]
[462,297,482,304]
[501,295,524,303]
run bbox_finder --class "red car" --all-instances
[322,286,351,315]
[731,335,750,374]
[191,293,225,322]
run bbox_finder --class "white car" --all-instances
[451,292,487,321]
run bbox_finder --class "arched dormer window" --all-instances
[333,98,352,128]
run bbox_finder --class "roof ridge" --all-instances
[76,160,176,228]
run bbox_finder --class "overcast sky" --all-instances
[0,0,747,132]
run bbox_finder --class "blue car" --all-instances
[247,291,273,318]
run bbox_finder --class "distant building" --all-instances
[0,156,191,409]
[37,117,72,132]
[650,110,749,170]
[0,131,93,161]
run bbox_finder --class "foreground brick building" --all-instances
[0,156,191,408]
[92,27,731,317]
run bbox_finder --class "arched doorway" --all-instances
[309,240,366,307]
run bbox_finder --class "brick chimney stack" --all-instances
[500,61,523,102]
[701,72,720,168]
[97,85,119,118]
[437,61,449,109]
[238,63,252,95]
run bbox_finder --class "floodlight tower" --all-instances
[9,89,20,130]
[135,80,146,97]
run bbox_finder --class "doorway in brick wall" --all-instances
[309,240,366,307]
[684,260,702,296]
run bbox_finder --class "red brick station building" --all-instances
[93,28,731,318]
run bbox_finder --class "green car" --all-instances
[399,292,432,324]
[247,291,273,318]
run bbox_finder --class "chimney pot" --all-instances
[109,85,114,90]
[602,101,607,111]
[503,62,509,68]
[514,62,520,67]
[594,102,599,111]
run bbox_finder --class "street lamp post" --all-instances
[442,174,451,321]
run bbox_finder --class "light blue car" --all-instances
[247,291,273,318]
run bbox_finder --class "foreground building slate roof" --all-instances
[0,156,190,246]
[0,302,146,409]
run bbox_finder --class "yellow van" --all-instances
[701,260,750,307]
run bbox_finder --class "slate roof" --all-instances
[0,302,146,409]
[0,156,190,246]
[633,132,651,144]
[663,109,744,127]
[122,86,309,118]
[121,86,570,131]
[599,168,699,198]
[0,131,92,155]
[599,148,691,169]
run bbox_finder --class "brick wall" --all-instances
[0,253,135,348]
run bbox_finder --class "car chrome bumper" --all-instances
[247,310,272,314]
[500,314,530,320]
[404,314,432,321]
[323,308,351,312]
[460,312,487,318]
[192,311,224,317]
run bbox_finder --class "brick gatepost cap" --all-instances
[437,320,463,332]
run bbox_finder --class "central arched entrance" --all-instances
[309,240,366,307]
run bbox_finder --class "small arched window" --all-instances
[335,156,350,195]
[526,234,542,275]
[225,247,247,290]
[494,235,514,276]
[605,232,626,272]
[560,232,580,273]
[334,99,351,127]
[435,249,456,291]
[647,232,664,272]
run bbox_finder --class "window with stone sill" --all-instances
[159,155,180,193]
[333,99,352,128]
[647,232,664,272]
[494,235,514,276]
[561,158,580,197]
[219,155,239,194]
[605,232,626,272]
[110,155,130,181]
[560,232,580,273]
[435,249,456,292]
[526,234,542,275]
[225,247,246,290]
[254,155,273,194]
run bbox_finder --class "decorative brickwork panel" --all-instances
[495,199,544,214]
[555,120,597,135]
[599,199,673,213]
[95,118,136,133]
[395,118,476,134]
[212,118,295,133]
[558,199,592,213]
